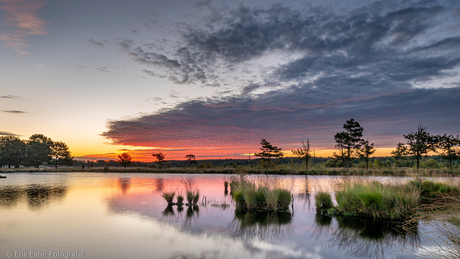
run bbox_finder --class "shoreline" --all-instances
[1,166,459,177]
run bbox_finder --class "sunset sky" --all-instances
[1,0,460,161]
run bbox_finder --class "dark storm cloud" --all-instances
[106,0,460,152]
[4,110,26,114]
[102,86,460,149]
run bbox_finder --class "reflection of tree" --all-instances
[155,178,164,193]
[314,216,419,259]
[0,184,67,210]
[228,210,293,240]
[0,186,23,207]
[118,178,131,194]
[296,176,311,210]
[25,185,67,209]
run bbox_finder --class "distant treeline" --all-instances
[73,155,459,170]
[0,134,73,168]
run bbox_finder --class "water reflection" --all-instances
[314,215,419,259]
[296,176,312,210]
[118,177,131,194]
[0,184,67,210]
[229,210,293,240]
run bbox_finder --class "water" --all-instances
[0,173,436,258]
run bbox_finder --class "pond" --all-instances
[0,173,442,258]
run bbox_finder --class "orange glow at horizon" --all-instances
[77,146,398,162]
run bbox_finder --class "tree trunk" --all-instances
[416,157,420,170]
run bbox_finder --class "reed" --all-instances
[314,192,333,213]
[162,192,176,205]
[230,176,292,211]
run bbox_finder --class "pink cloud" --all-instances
[0,0,48,54]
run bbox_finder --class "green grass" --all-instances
[409,178,459,202]
[230,176,292,211]
[315,179,421,219]
[315,192,333,213]
[317,177,460,220]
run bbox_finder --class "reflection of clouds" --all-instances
[105,175,425,258]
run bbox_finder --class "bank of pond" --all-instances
[314,177,459,220]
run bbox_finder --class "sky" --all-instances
[1,0,460,161]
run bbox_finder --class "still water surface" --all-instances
[0,173,434,258]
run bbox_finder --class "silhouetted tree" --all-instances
[391,142,407,168]
[118,153,132,169]
[434,134,460,171]
[292,138,313,171]
[26,134,53,168]
[152,152,166,170]
[254,139,283,171]
[334,119,364,169]
[0,136,26,168]
[51,141,73,169]
[403,124,435,170]
[185,154,197,166]
[357,139,376,171]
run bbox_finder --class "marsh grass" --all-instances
[230,175,292,211]
[315,177,420,219]
[315,192,333,213]
[405,195,460,259]
[408,177,459,202]
[162,192,175,205]
[177,195,184,205]
[316,176,460,221]
[182,178,200,206]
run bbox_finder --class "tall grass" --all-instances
[162,192,175,205]
[405,195,460,258]
[230,175,292,211]
[315,192,333,213]
[315,178,420,219]
[315,177,460,221]
[408,177,459,202]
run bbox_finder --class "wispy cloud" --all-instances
[4,110,27,114]
[0,0,48,54]
[0,95,16,99]
[94,66,110,72]
[0,131,18,136]
[88,38,105,48]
